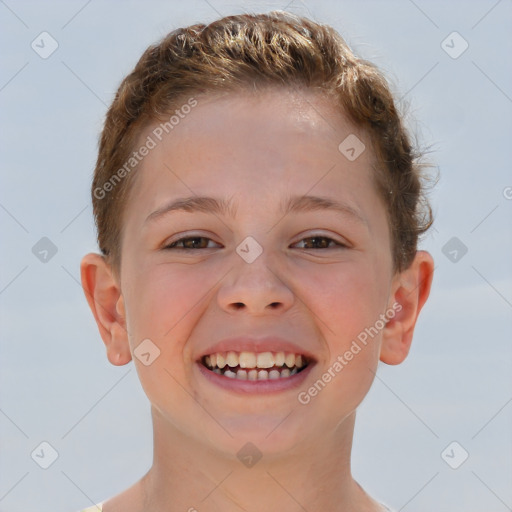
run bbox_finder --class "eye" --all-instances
[164,236,220,250]
[163,234,348,251]
[293,235,347,250]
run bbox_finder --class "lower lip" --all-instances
[196,361,315,394]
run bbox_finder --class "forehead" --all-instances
[174,87,356,153]
[123,87,381,230]
[136,88,373,183]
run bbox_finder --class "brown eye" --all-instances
[165,236,218,250]
[293,236,346,249]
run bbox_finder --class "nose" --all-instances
[217,252,295,315]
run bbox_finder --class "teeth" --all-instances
[226,351,238,368]
[216,353,226,369]
[268,369,280,380]
[203,350,309,381]
[239,351,256,368]
[248,369,258,381]
[256,352,274,368]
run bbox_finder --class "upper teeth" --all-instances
[204,351,305,370]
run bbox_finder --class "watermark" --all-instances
[134,338,161,366]
[32,236,58,263]
[338,133,365,161]
[237,441,263,468]
[441,236,468,263]
[441,31,469,60]
[93,97,198,200]
[31,441,59,469]
[31,31,59,59]
[236,236,263,263]
[441,441,469,469]
[297,301,402,405]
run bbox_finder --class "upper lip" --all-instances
[197,336,316,362]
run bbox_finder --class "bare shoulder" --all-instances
[101,479,146,512]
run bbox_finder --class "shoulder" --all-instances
[77,504,102,512]
[377,504,396,512]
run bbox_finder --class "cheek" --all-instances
[123,265,210,412]
[294,259,385,347]
[121,263,213,401]
[127,263,209,340]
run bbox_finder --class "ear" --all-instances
[380,250,434,365]
[80,253,132,366]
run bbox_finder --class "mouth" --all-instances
[199,351,312,381]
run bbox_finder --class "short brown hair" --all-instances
[91,10,433,279]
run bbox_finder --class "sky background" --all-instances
[1,1,511,511]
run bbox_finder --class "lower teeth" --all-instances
[211,366,300,380]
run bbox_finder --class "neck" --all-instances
[137,408,381,511]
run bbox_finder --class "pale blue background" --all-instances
[1,1,511,511]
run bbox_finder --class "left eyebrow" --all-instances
[281,194,368,227]
[144,194,367,227]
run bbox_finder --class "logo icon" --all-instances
[237,442,263,468]
[338,134,366,161]
[31,441,59,469]
[31,32,59,59]
[442,237,468,263]
[236,236,263,264]
[134,338,161,366]
[32,237,58,263]
[441,441,469,469]
[441,32,469,59]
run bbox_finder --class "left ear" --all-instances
[380,250,434,365]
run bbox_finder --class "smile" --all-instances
[201,351,310,381]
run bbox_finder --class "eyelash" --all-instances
[164,235,348,251]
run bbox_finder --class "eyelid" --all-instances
[163,231,350,250]
[163,233,221,250]
[292,229,351,247]
[292,234,349,249]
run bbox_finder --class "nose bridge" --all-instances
[217,235,295,313]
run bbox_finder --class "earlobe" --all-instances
[380,251,434,365]
[80,253,132,366]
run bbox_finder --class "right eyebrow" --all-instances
[144,196,238,225]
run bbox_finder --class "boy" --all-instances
[79,11,434,511]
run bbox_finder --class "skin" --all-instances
[81,87,434,512]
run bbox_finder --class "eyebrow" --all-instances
[144,194,367,227]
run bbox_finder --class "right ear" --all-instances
[80,253,132,366]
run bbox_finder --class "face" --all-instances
[116,88,397,455]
